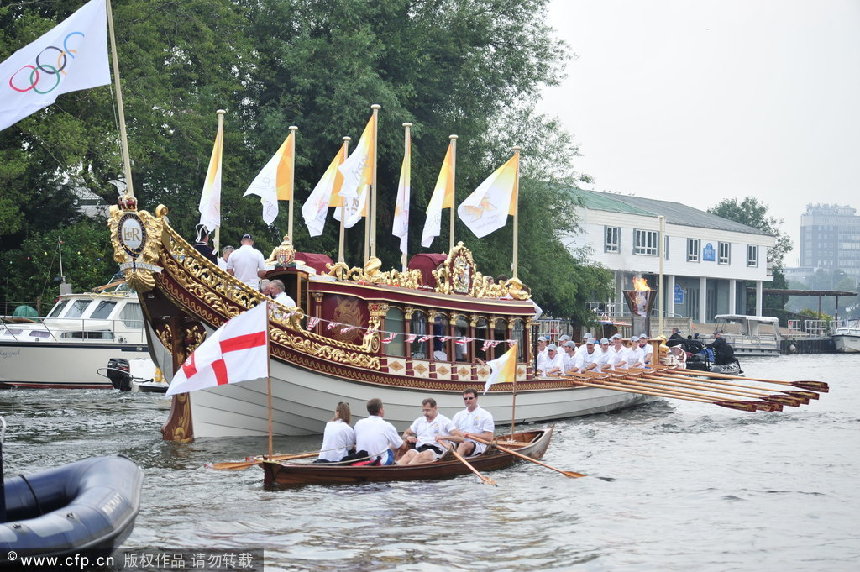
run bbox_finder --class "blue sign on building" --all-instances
[673,284,685,304]
[702,243,716,261]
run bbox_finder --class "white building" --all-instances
[564,190,776,323]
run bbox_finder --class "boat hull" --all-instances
[1,456,143,562]
[182,357,648,438]
[832,334,860,354]
[262,428,552,487]
[0,341,150,389]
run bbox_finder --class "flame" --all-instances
[632,276,651,292]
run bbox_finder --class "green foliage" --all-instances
[0,0,610,320]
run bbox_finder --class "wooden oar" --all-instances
[447,444,496,486]
[208,451,319,471]
[650,370,820,400]
[471,436,585,478]
[644,372,810,407]
[678,369,829,392]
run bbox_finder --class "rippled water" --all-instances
[2,354,859,571]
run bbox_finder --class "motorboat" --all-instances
[700,314,781,357]
[832,322,860,354]
[0,280,150,389]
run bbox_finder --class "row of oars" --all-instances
[559,367,828,413]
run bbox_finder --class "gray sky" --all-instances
[538,0,860,266]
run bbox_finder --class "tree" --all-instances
[1,0,611,318]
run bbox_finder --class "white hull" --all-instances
[187,357,649,438]
[833,334,860,354]
[0,341,150,389]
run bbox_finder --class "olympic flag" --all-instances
[244,131,295,225]
[421,140,455,247]
[457,152,519,239]
[0,0,110,132]
[166,303,269,397]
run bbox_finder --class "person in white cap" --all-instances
[573,338,599,372]
[626,335,647,369]
[561,340,578,374]
[608,333,629,370]
[537,343,564,376]
[536,336,548,362]
[594,337,613,372]
[637,333,654,365]
[574,333,594,358]
[227,233,267,290]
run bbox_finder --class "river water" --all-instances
[2,354,859,571]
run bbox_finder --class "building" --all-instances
[799,203,860,280]
[563,189,776,324]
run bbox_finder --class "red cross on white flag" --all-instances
[166,303,268,396]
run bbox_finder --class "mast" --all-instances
[287,125,298,241]
[366,104,381,263]
[511,145,522,279]
[213,109,225,251]
[448,134,458,254]
[400,123,412,271]
[106,0,134,197]
[338,136,351,264]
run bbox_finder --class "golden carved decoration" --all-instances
[457,366,470,377]
[388,360,405,372]
[266,234,296,267]
[477,366,490,377]
[436,365,450,376]
[413,363,429,376]
[107,202,166,293]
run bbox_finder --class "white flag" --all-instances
[484,343,518,394]
[302,146,345,236]
[458,153,519,239]
[166,303,269,396]
[421,141,455,248]
[198,124,223,233]
[392,131,411,255]
[244,132,295,225]
[0,0,110,132]
[335,112,375,228]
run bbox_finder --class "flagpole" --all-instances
[401,123,412,271]
[213,109,226,252]
[338,136,351,265]
[367,104,381,263]
[510,349,518,436]
[511,146,522,280]
[448,134,458,254]
[287,125,298,241]
[265,302,274,458]
[106,0,134,197]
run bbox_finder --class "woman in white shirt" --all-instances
[316,402,356,462]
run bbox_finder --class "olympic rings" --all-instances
[7,31,86,94]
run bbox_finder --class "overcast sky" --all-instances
[538,0,860,266]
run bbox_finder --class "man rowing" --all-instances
[437,388,495,456]
[354,398,404,465]
[397,398,455,465]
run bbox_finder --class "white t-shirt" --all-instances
[594,348,613,371]
[452,405,495,455]
[318,420,355,462]
[573,348,598,370]
[608,346,629,370]
[218,258,229,271]
[409,414,455,448]
[274,291,297,307]
[627,346,646,368]
[227,244,266,289]
[354,415,403,462]
[537,352,564,376]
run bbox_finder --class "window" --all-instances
[664,235,670,260]
[633,229,658,256]
[384,307,404,357]
[718,242,731,265]
[410,311,428,359]
[48,300,69,318]
[687,238,700,262]
[90,301,117,319]
[604,226,620,253]
[65,299,92,318]
[118,303,144,329]
[747,245,759,267]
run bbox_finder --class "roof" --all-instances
[753,289,858,297]
[569,188,770,236]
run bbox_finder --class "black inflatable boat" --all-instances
[1,455,143,565]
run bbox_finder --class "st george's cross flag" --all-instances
[484,343,518,394]
[166,303,268,396]
[0,0,110,132]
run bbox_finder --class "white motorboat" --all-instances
[832,323,860,354]
[702,314,781,357]
[0,281,151,389]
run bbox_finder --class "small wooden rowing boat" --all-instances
[262,428,553,488]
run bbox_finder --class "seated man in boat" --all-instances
[315,402,356,463]
[593,338,613,372]
[270,279,297,307]
[561,340,578,374]
[397,398,456,465]
[571,338,599,372]
[626,335,647,369]
[608,333,630,370]
[354,398,404,465]
[436,388,495,456]
[536,343,564,376]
